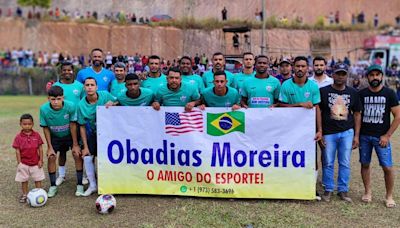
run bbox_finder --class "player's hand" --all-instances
[314,131,322,142]
[185,102,195,112]
[138,72,148,80]
[47,148,56,158]
[105,101,114,108]
[379,134,390,147]
[198,104,206,110]
[81,148,90,158]
[72,145,82,157]
[152,102,160,111]
[232,104,241,111]
[241,104,248,109]
[352,137,359,149]
[38,160,43,168]
[300,101,313,109]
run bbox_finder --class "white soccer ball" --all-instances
[27,188,48,207]
[95,194,116,214]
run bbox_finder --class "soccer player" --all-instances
[110,62,127,97]
[202,52,234,88]
[141,55,167,92]
[200,71,240,110]
[179,56,205,94]
[275,58,293,84]
[310,56,333,89]
[40,86,84,197]
[117,73,154,106]
[52,61,84,186]
[76,48,115,91]
[241,55,281,108]
[279,55,323,200]
[358,65,400,208]
[233,52,256,95]
[319,63,361,203]
[152,67,201,112]
[78,77,117,196]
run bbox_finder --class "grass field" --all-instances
[1,95,399,227]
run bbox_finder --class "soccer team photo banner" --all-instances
[97,106,316,200]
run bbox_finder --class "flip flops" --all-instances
[19,195,27,203]
[361,195,372,203]
[385,199,396,208]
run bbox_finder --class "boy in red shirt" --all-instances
[12,114,45,203]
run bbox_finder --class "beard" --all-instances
[314,69,324,76]
[93,60,102,67]
[296,71,305,78]
[369,79,382,88]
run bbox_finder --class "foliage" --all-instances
[17,0,51,9]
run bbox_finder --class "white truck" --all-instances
[363,35,400,70]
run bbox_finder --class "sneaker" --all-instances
[48,186,58,198]
[75,185,85,196]
[82,176,89,185]
[56,176,65,186]
[82,187,97,197]
[337,192,353,203]
[321,191,332,202]
[19,194,27,203]
[315,191,322,201]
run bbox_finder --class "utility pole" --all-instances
[260,0,266,54]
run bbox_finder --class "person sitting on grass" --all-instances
[12,114,45,203]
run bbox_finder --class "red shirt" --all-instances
[12,130,43,166]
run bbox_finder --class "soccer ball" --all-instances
[27,188,47,207]
[95,194,116,214]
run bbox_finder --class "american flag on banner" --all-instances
[165,110,203,136]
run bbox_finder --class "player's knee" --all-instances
[361,164,370,169]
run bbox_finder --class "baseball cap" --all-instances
[333,63,348,73]
[279,58,291,65]
[366,64,383,75]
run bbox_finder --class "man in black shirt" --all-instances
[358,64,400,208]
[319,63,362,203]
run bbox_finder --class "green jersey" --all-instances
[40,100,77,138]
[77,91,116,132]
[53,80,84,105]
[202,70,234,88]
[233,71,256,95]
[202,86,240,107]
[110,79,127,98]
[279,78,320,105]
[182,74,205,94]
[242,76,281,108]
[155,82,200,106]
[117,88,154,106]
[141,74,167,92]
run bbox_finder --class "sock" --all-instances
[58,166,66,178]
[84,155,97,189]
[49,172,56,186]
[76,170,83,185]
[315,170,318,183]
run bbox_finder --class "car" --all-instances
[225,58,242,73]
[150,14,173,22]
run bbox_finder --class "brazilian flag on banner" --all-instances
[207,111,245,136]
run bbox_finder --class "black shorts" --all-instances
[87,132,97,157]
[51,135,73,154]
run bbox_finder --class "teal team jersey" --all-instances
[53,80,84,105]
[39,100,77,138]
[155,82,200,106]
[182,74,205,94]
[77,91,116,132]
[279,78,321,105]
[233,71,256,95]
[117,88,154,106]
[241,76,281,108]
[110,79,127,98]
[141,74,167,92]
[202,70,234,88]
[202,86,240,107]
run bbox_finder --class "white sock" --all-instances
[59,166,66,178]
[84,156,97,189]
[315,170,318,183]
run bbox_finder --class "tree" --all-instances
[17,0,51,14]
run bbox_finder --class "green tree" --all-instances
[17,0,51,14]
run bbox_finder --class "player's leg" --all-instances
[359,135,373,202]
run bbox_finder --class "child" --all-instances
[12,114,45,203]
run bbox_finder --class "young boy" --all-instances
[12,114,45,203]
[40,86,84,197]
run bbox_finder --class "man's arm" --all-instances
[240,97,248,108]
[315,105,322,142]
[380,106,400,147]
[38,144,44,168]
[42,127,55,158]
[80,124,90,157]
[70,122,81,157]
[15,149,21,165]
[185,99,202,112]
[352,111,361,149]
